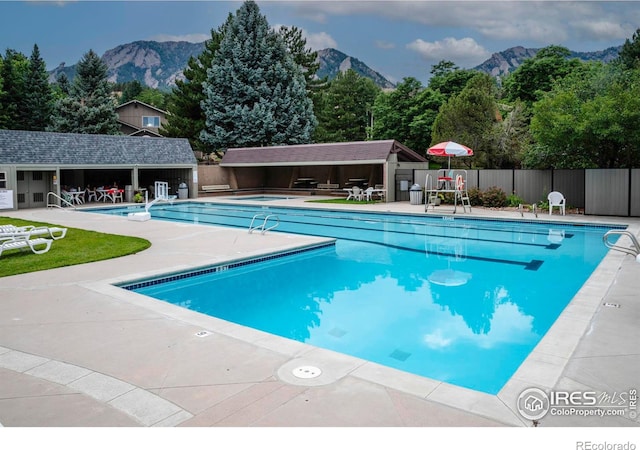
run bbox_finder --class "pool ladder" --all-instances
[603,230,640,261]
[518,203,538,218]
[248,214,280,234]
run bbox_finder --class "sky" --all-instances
[0,0,638,85]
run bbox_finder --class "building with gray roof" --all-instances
[0,129,197,210]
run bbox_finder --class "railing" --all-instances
[602,230,640,260]
[248,214,279,234]
[518,203,538,218]
[47,192,75,210]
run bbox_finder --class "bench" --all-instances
[201,184,231,192]
[316,183,340,189]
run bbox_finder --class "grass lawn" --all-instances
[0,216,151,278]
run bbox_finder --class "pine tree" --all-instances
[23,44,54,130]
[160,18,228,155]
[200,0,316,151]
[0,49,28,129]
[49,49,120,134]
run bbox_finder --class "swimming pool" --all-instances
[92,202,623,394]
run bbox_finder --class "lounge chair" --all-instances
[0,224,67,240]
[0,235,52,257]
[548,191,566,215]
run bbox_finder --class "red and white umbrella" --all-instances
[427,141,473,169]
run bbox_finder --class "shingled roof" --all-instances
[220,140,426,167]
[0,129,196,166]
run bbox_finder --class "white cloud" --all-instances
[407,37,490,67]
[150,33,209,43]
[303,31,338,51]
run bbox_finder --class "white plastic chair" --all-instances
[363,187,374,201]
[548,191,566,215]
[347,186,363,201]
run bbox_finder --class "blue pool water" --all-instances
[91,202,623,394]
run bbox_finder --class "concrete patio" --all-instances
[0,197,638,444]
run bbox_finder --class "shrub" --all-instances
[481,186,508,208]
[507,193,525,207]
[467,187,483,206]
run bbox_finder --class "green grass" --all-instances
[0,217,151,278]
[306,198,380,205]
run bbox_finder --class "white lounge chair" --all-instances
[548,191,566,215]
[0,224,67,240]
[0,235,52,257]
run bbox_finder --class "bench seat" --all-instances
[201,184,231,192]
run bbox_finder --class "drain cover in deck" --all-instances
[292,365,322,379]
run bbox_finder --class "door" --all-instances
[16,171,50,209]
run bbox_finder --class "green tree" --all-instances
[616,28,640,70]
[23,44,54,130]
[161,18,228,155]
[277,25,320,91]
[503,45,581,106]
[371,77,444,154]
[528,63,640,168]
[200,1,316,151]
[428,60,479,100]
[0,49,28,129]
[49,49,120,134]
[431,73,501,168]
[313,69,379,142]
[52,72,71,99]
[119,80,144,104]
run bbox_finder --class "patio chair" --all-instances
[0,224,67,240]
[548,191,566,216]
[346,186,363,201]
[0,235,52,257]
[363,187,374,201]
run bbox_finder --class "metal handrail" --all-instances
[47,192,75,210]
[248,214,279,234]
[518,203,538,218]
[603,230,640,258]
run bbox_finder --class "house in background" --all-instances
[115,100,168,137]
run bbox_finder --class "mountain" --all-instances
[473,45,622,77]
[48,40,395,90]
[315,48,395,89]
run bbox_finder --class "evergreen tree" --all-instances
[616,28,640,70]
[54,72,71,97]
[200,0,316,151]
[23,44,54,130]
[160,18,228,155]
[49,49,120,134]
[0,49,28,129]
[277,25,320,92]
[313,69,379,142]
[119,80,144,104]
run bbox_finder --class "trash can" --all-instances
[409,183,423,205]
[124,185,133,203]
[178,182,189,200]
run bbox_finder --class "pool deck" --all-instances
[1,196,639,435]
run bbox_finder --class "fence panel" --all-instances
[514,170,551,205]
[585,169,629,216]
[552,170,585,209]
[478,170,513,194]
[631,169,640,217]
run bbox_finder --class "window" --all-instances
[0,171,6,189]
[142,116,161,128]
